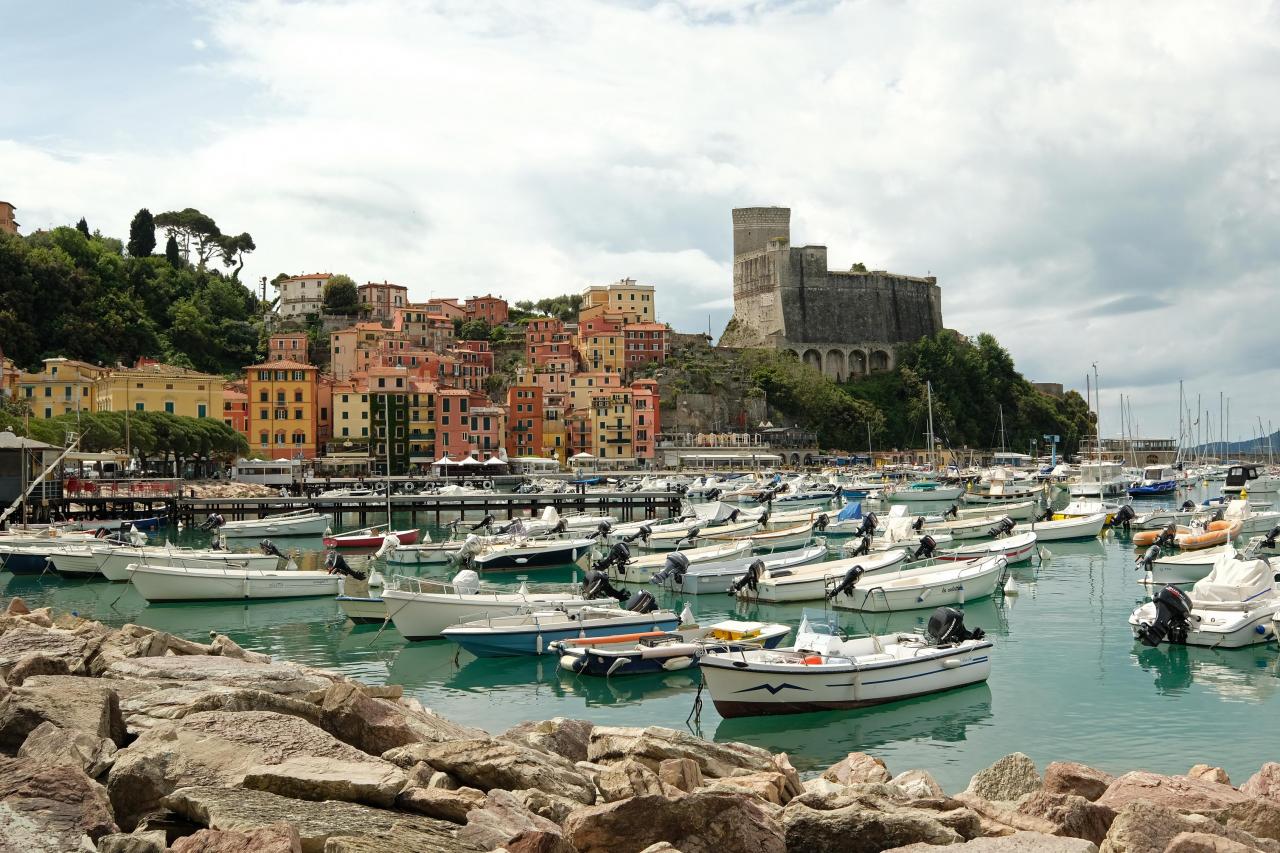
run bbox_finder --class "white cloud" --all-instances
[192,37,207,50]
[8,0,1280,438]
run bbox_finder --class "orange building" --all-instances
[222,384,249,440]
[630,378,660,462]
[466,295,509,326]
[0,201,18,236]
[436,388,472,458]
[506,385,544,459]
[245,360,319,459]
[449,340,493,393]
[268,332,310,363]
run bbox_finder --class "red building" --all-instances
[448,340,494,393]
[630,378,660,462]
[268,332,310,364]
[506,385,544,459]
[222,384,248,440]
[623,323,669,371]
[526,318,577,368]
[436,388,472,458]
[466,294,509,326]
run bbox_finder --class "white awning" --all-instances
[483,457,507,466]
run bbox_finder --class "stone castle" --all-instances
[718,207,943,380]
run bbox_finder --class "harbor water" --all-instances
[6,484,1279,792]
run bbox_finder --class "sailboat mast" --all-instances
[926,381,936,470]
[384,392,393,527]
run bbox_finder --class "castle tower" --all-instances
[732,207,790,257]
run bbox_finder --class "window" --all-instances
[294,409,303,420]
[44,407,52,418]
[135,402,145,411]
[275,371,287,381]
[164,401,175,414]
[198,404,207,418]
[294,390,303,402]
[259,432,269,447]
[44,387,51,397]
[276,391,286,404]
[260,408,269,420]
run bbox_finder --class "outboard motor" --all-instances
[845,533,872,557]
[725,508,741,523]
[452,569,480,595]
[926,606,985,644]
[1181,500,1196,512]
[325,550,367,581]
[581,569,629,601]
[624,589,659,613]
[1136,585,1194,647]
[825,564,865,600]
[853,512,878,538]
[987,516,1015,538]
[705,488,722,501]
[469,514,495,532]
[1135,544,1160,572]
[913,535,937,560]
[1261,525,1280,550]
[1111,505,1136,530]
[1154,524,1178,550]
[260,539,286,559]
[1210,508,1225,523]
[674,526,702,547]
[650,551,691,586]
[1038,505,1054,522]
[549,519,568,535]
[594,521,613,539]
[198,513,225,532]
[497,518,525,535]
[815,513,829,532]
[758,510,770,528]
[621,525,651,544]
[727,559,767,596]
[944,504,959,520]
[912,515,925,533]
[592,541,632,575]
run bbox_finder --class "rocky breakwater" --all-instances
[6,596,1280,853]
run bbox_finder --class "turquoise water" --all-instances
[6,487,1280,792]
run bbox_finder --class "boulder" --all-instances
[162,785,465,853]
[385,738,596,804]
[822,751,892,785]
[121,685,331,735]
[18,720,117,777]
[772,752,805,801]
[1189,765,1233,786]
[108,710,396,827]
[7,651,71,684]
[502,717,594,762]
[395,785,486,823]
[457,789,571,852]
[658,757,703,792]
[104,655,332,695]
[170,823,303,853]
[97,830,168,853]
[565,791,786,853]
[85,625,172,676]
[1098,802,1280,853]
[241,756,408,807]
[0,756,118,850]
[893,769,946,800]
[0,674,125,749]
[5,596,30,615]
[803,777,849,796]
[514,787,584,825]
[588,725,777,779]
[782,790,976,853]
[1226,800,1280,844]
[1016,790,1115,846]
[1163,833,1261,853]
[594,757,676,802]
[0,624,94,677]
[208,634,272,664]
[1097,771,1251,813]
[887,831,1099,851]
[698,769,796,805]
[954,791,1059,835]
[1242,764,1280,804]
[1044,762,1115,802]
[639,845,682,853]
[319,681,483,755]
[967,753,1043,803]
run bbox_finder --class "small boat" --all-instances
[883,480,964,502]
[127,560,342,602]
[384,541,464,565]
[554,618,791,676]
[636,518,760,552]
[1069,461,1130,499]
[0,544,53,575]
[933,531,1038,564]
[65,515,167,532]
[1224,464,1280,496]
[1054,499,1124,523]
[710,519,815,551]
[651,543,830,595]
[1012,512,1106,542]
[1128,465,1179,497]
[1130,552,1280,648]
[323,526,420,548]
[218,510,331,538]
[828,555,1007,612]
[1133,520,1242,551]
[1137,544,1233,586]
[1216,500,1280,537]
[608,539,755,585]
[442,603,680,657]
[337,594,387,624]
[738,549,908,603]
[457,535,597,572]
[1131,503,1201,531]
[382,571,616,640]
[698,607,994,717]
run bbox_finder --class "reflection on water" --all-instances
[1134,643,1280,702]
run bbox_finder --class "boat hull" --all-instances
[128,564,341,602]
[663,545,830,595]
[0,550,51,575]
[383,589,605,641]
[48,549,107,578]
[832,558,1005,613]
[337,595,387,624]
[101,550,280,582]
[472,541,592,571]
[323,529,420,548]
[558,629,790,677]
[221,513,330,537]
[444,614,681,657]
[1129,604,1279,648]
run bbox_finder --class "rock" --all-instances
[0,755,118,850]
[772,752,805,802]
[108,710,396,828]
[162,785,465,853]
[515,788,584,825]
[122,685,331,735]
[698,769,795,805]
[1016,790,1115,846]
[7,651,71,684]
[241,756,408,807]
[782,791,970,853]
[0,624,94,676]
[0,674,125,749]
[638,845,682,853]
[595,757,675,802]
[5,596,30,615]
[1163,832,1269,852]
[385,738,596,804]
[97,830,168,853]
[18,720,118,777]
[502,717,594,763]
[954,791,1059,835]
[1243,764,1280,804]
[887,831,1100,851]
[319,681,483,755]
[822,751,892,785]
[565,791,786,853]
[1097,771,1251,813]
[588,725,777,779]
[1226,800,1280,843]
[968,753,1043,803]
[170,823,303,853]
[209,634,272,664]
[658,757,703,792]
[804,777,849,796]
[1044,762,1115,802]
[1098,802,1280,853]
[105,655,332,695]
[457,789,571,852]
[1189,765,1233,786]
[395,785,486,823]
[893,769,946,800]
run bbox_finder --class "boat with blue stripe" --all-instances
[442,602,681,657]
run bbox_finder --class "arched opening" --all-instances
[825,349,846,381]
[790,452,800,466]
[802,349,822,372]
[870,350,890,372]
[849,350,867,377]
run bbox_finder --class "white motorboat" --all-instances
[1054,499,1124,522]
[1224,464,1280,496]
[218,509,331,537]
[1132,503,1201,531]
[382,571,614,640]
[456,535,597,572]
[1013,512,1106,542]
[632,518,760,552]
[554,618,792,676]
[932,531,1038,564]
[1138,544,1233,586]
[49,543,282,581]
[1069,461,1130,499]
[1215,500,1280,537]
[650,543,830,595]
[127,560,341,602]
[735,549,907,603]
[607,539,754,584]
[827,555,1007,612]
[950,500,1039,521]
[337,593,387,624]
[384,541,465,566]
[1130,552,1280,648]
[442,603,680,657]
[961,475,1043,505]
[922,512,1018,541]
[711,519,815,551]
[882,481,964,502]
[699,608,994,717]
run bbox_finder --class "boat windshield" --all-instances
[798,608,840,637]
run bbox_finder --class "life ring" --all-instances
[483,480,494,490]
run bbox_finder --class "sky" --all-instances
[4,0,1280,443]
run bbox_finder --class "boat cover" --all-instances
[1193,552,1275,603]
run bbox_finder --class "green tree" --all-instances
[216,232,256,280]
[75,217,90,237]
[164,234,182,268]
[154,208,222,269]
[127,208,156,257]
[458,318,491,341]
[322,274,360,315]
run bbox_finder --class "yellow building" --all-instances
[245,360,319,459]
[580,278,655,325]
[408,379,438,467]
[332,378,371,446]
[17,358,106,419]
[567,372,622,412]
[95,361,222,419]
[542,391,568,464]
[592,389,634,462]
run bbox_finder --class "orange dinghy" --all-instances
[1177,519,1242,551]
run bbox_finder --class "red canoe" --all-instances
[323,527,420,548]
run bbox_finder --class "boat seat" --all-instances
[856,652,895,664]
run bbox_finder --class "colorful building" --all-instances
[245,360,319,459]
[579,314,625,374]
[506,385,544,460]
[449,340,493,393]
[408,378,438,467]
[17,358,106,419]
[274,273,331,320]
[581,278,655,325]
[469,404,506,458]
[623,323,669,371]
[567,371,622,413]
[268,332,310,363]
[526,318,577,368]
[332,379,369,448]
[367,366,411,475]
[222,384,248,438]
[465,294,509,326]
[394,307,455,353]
[95,360,222,419]
[436,388,472,458]
[359,281,409,323]
[630,378,660,462]
[0,201,17,236]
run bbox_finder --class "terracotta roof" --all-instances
[245,360,316,371]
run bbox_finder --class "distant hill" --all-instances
[1193,431,1280,455]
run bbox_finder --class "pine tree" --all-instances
[127,208,156,257]
[165,234,182,268]
[75,217,90,237]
